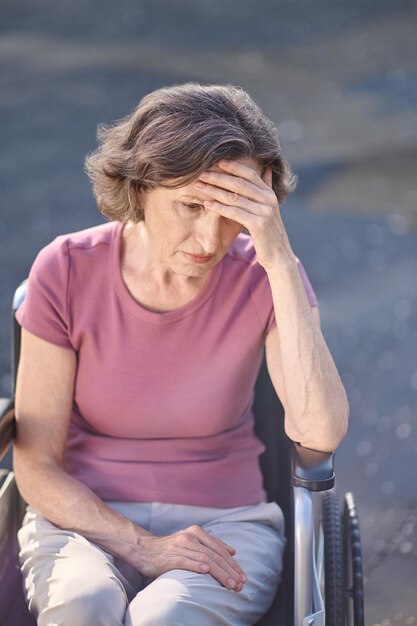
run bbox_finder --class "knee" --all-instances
[125,584,193,626]
[37,576,126,626]
[126,600,188,626]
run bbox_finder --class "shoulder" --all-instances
[226,233,257,266]
[224,234,271,298]
[48,221,115,254]
[33,222,116,268]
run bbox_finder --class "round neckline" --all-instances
[111,221,223,324]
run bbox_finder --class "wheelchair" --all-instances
[0,280,365,626]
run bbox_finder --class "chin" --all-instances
[176,259,214,277]
[184,265,210,277]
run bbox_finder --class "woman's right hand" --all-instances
[138,525,248,592]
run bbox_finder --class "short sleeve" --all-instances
[265,255,319,335]
[15,237,73,348]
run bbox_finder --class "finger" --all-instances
[203,558,246,591]
[196,181,258,213]
[185,525,235,554]
[192,550,246,591]
[203,199,256,231]
[218,159,270,190]
[198,170,265,202]
[187,526,247,578]
[187,544,245,582]
[205,535,236,554]
[162,547,217,576]
[171,544,245,591]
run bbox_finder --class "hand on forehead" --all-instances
[208,157,262,177]
[170,157,267,201]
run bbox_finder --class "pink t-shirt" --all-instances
[16,221,318,507]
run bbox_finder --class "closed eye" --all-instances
[182,202,203,211]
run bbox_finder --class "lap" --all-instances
[127,504,286,626]
[18,507,141,624]
[18,501,286,626]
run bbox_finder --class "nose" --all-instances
[195,211,222,254]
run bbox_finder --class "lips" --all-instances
[183,252,215,264]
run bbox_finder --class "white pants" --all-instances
[18,500,286,626]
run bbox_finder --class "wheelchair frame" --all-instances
[0,281,339,626]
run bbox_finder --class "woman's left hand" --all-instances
[196,160,294,271]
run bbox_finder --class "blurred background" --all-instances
[1,1,417,623]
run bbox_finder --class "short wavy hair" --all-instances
[85,83,297,223]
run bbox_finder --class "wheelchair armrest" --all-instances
[291,441,335,491]
[0,398,15,462]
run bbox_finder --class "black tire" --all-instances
[343,492,365,626]
[322,490,344,626]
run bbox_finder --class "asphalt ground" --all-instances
[1,2,417,624]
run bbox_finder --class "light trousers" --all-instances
[18,500,286,626]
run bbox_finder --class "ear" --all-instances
[136,186,147,211]
[262,166,273,188]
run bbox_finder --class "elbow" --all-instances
[285,397,350,454]
[318,397,350,452]
[13,446,36,504]
[334,390,350,446]
[13,445,60,507]
[321,397,350,452]
[316,387,350,452]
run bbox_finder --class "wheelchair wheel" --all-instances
[322,490,344,626]
[343,492,365,626]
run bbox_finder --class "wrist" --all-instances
[132,521,154,548]
[119,519,154,569]
[257,230,295,272]
[262,251,297,274]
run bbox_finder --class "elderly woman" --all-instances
[14,83,349,626]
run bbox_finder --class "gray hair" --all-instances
[85,82,297,222]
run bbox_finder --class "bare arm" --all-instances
[193,159,349,454]
[13,329,247,591]
[13,328,153,563]
[265,292,349,453]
